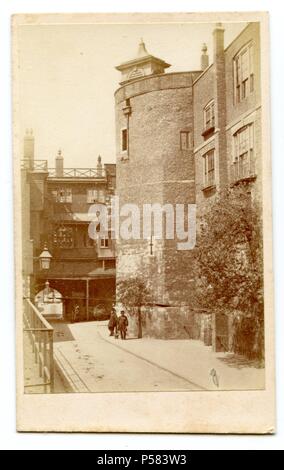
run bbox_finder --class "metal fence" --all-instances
[23,298,54,393]
[21,159,48,172]
[48,167,106,178]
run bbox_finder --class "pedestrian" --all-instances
[117,311,128,340]
[72,304,80,323]
[108,308,118,336]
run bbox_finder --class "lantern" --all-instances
[39,245,52,270]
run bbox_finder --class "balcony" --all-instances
[230,158,256,185]
[21,159,48,172]
[48,168,106,179]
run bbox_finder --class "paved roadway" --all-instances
[52,321,201,393]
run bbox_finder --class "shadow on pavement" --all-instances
[218,353,264,370]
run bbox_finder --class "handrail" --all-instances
[27,298,54,330]
[23,298,54,393]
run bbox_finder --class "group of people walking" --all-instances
[108,308,128,340]
[70,303,129,340]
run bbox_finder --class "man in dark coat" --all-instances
[108,308,118,336]
[117,311,128,340]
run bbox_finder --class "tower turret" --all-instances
[115,39,171,85]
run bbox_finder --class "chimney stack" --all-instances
[212,22,227,189]
[201,43,209,71]
[97,155,103,177]
[55,149,64,177]
[24,129,34,162]
[213,23,225,57]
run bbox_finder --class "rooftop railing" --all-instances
[21,161,107,179]
[23,298,54,393]
[48,168,107,178]
[21,159,48,172]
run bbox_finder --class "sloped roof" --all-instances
[116,39,171,71]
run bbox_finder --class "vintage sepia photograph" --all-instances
[13,12,274,433]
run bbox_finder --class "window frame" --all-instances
[232,124,254,180]
[53,187,72,203]
[203,149,216,189]
[180,130,191,150]
[100,236,110,249]
[98,189,106,203]
[233,42,254,104]
[121,127,128,153]
[87,189,99,203]
[203,100,215,132]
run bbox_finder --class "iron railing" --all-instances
[48,168,106,178]
[23,298,54,393]
[21,159,48,172]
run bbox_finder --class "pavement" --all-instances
[51,321,265,393]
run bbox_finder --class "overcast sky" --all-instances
[18,21,246,168]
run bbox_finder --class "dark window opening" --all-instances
[122,129,128,152]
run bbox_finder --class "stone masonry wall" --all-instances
[115,72,200,337]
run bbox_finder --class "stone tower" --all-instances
[115,41,202,338]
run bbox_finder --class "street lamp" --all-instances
[39,244,52,270]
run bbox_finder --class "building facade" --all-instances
[193,22,261,350]
[115,23,261,343]
[194,22,261,211]
[21,133,116,322]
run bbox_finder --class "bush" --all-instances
[195,184,264,361]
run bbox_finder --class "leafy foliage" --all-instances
[195,184,264,360]
[116,277,151,338]
[117,277,151,309]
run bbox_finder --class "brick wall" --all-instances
[225,23,261,125]
[193,22,262,348]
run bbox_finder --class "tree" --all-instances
[116,277,151,339]
[194,184,264,360]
